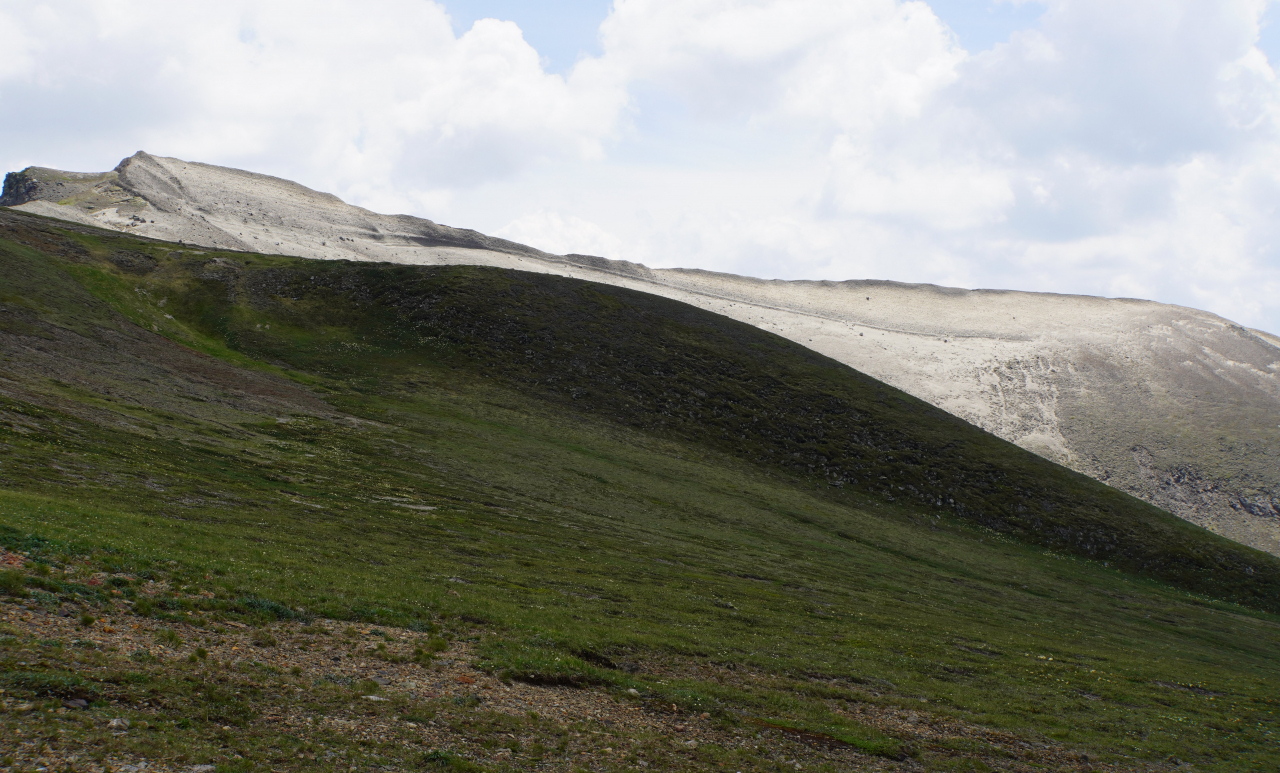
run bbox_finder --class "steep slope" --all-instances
[3,208,1280,771]
[5,152,1279,557]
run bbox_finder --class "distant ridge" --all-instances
[5,152,1279,555]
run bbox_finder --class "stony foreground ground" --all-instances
[0,550,1133,772]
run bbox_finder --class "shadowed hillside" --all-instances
[72,217,1277,609]
[7,152,1279,559]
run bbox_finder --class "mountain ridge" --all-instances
[5,151,1279,556]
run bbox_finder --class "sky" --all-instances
[2,1,1280,334]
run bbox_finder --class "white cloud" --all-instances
[594,0,962,123]
[496,211,625,258]
[0,6,39,81]
[2,0,1279,332]
[0,0,625,192]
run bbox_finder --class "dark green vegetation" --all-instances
[2,207,1279,770]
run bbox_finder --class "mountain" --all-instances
[2,204,1279,771]
[6,152,1278,558]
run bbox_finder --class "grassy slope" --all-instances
[1,209,1278,770]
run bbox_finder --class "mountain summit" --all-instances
[5,151,1279,554]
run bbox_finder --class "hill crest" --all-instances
[5,152,1279,555]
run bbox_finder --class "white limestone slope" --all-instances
[7,152,1280,555]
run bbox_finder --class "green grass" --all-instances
[1,208,1279,770]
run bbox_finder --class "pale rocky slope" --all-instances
[5,152,1279,555]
